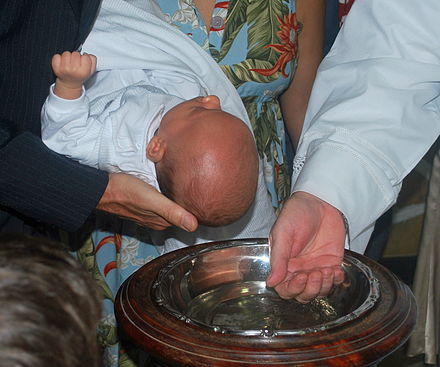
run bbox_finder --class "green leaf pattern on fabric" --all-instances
[247,0,286,62]
[214,0,295,207]
[221,60,279,88]
[77,236,114,301]
[217,0,248,60]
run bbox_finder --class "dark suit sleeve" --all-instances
[0,0,108,232]
[0,129,109,232]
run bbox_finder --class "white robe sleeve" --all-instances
[292,0,440,247]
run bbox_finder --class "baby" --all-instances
[42,52,259,226]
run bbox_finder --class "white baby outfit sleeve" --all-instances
[41,84,182,191]
[41,85,103,168]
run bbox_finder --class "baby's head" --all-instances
[147,96,258,226]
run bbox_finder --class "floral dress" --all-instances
[79,1,299,366]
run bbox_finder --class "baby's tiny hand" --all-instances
[52,51,97,89]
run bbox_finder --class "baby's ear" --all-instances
[146,136,166,163]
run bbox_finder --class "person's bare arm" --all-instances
[97,173,198,232]
[279,0,325,149]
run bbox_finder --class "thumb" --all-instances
[88,54,97,74]
[266,230,290,288]
[177,210,198,232]
[156,198,198,232]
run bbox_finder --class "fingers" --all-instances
[134,206,197,232]
[98,173,198,232]
[88,54,97,74]
[274,272,307,299]
[318,267,336,296]
[123,189,198,232]
[266,196,307,288]
[266,231,292,288]
[51,53,62,73]
[296,271,324,303]
[333,265,345,285]
[273,266,345,302]
[275,271,322,302]
[52,51,79,74]
[51,51,96,80]
[150,195,198,232]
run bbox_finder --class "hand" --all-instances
[52,51,97,99]
[97,173,198,232]
[266,191,346,303]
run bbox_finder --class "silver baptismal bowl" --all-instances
[115,238,416,367]
[153,239,379,337]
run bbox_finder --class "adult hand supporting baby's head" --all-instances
[97,173,198,231]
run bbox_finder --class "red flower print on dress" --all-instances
[250,13,300,78]
[95,234,122,276]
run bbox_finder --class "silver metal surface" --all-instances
[153,239,380,336]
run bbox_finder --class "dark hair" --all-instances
[0,233,102,367]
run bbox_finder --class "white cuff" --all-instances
[292,142,396,241]
[47,84,87,111]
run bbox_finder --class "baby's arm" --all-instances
[52,51,96,100]
[42,51,99,166]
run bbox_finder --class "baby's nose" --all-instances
[202,95,221,109]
